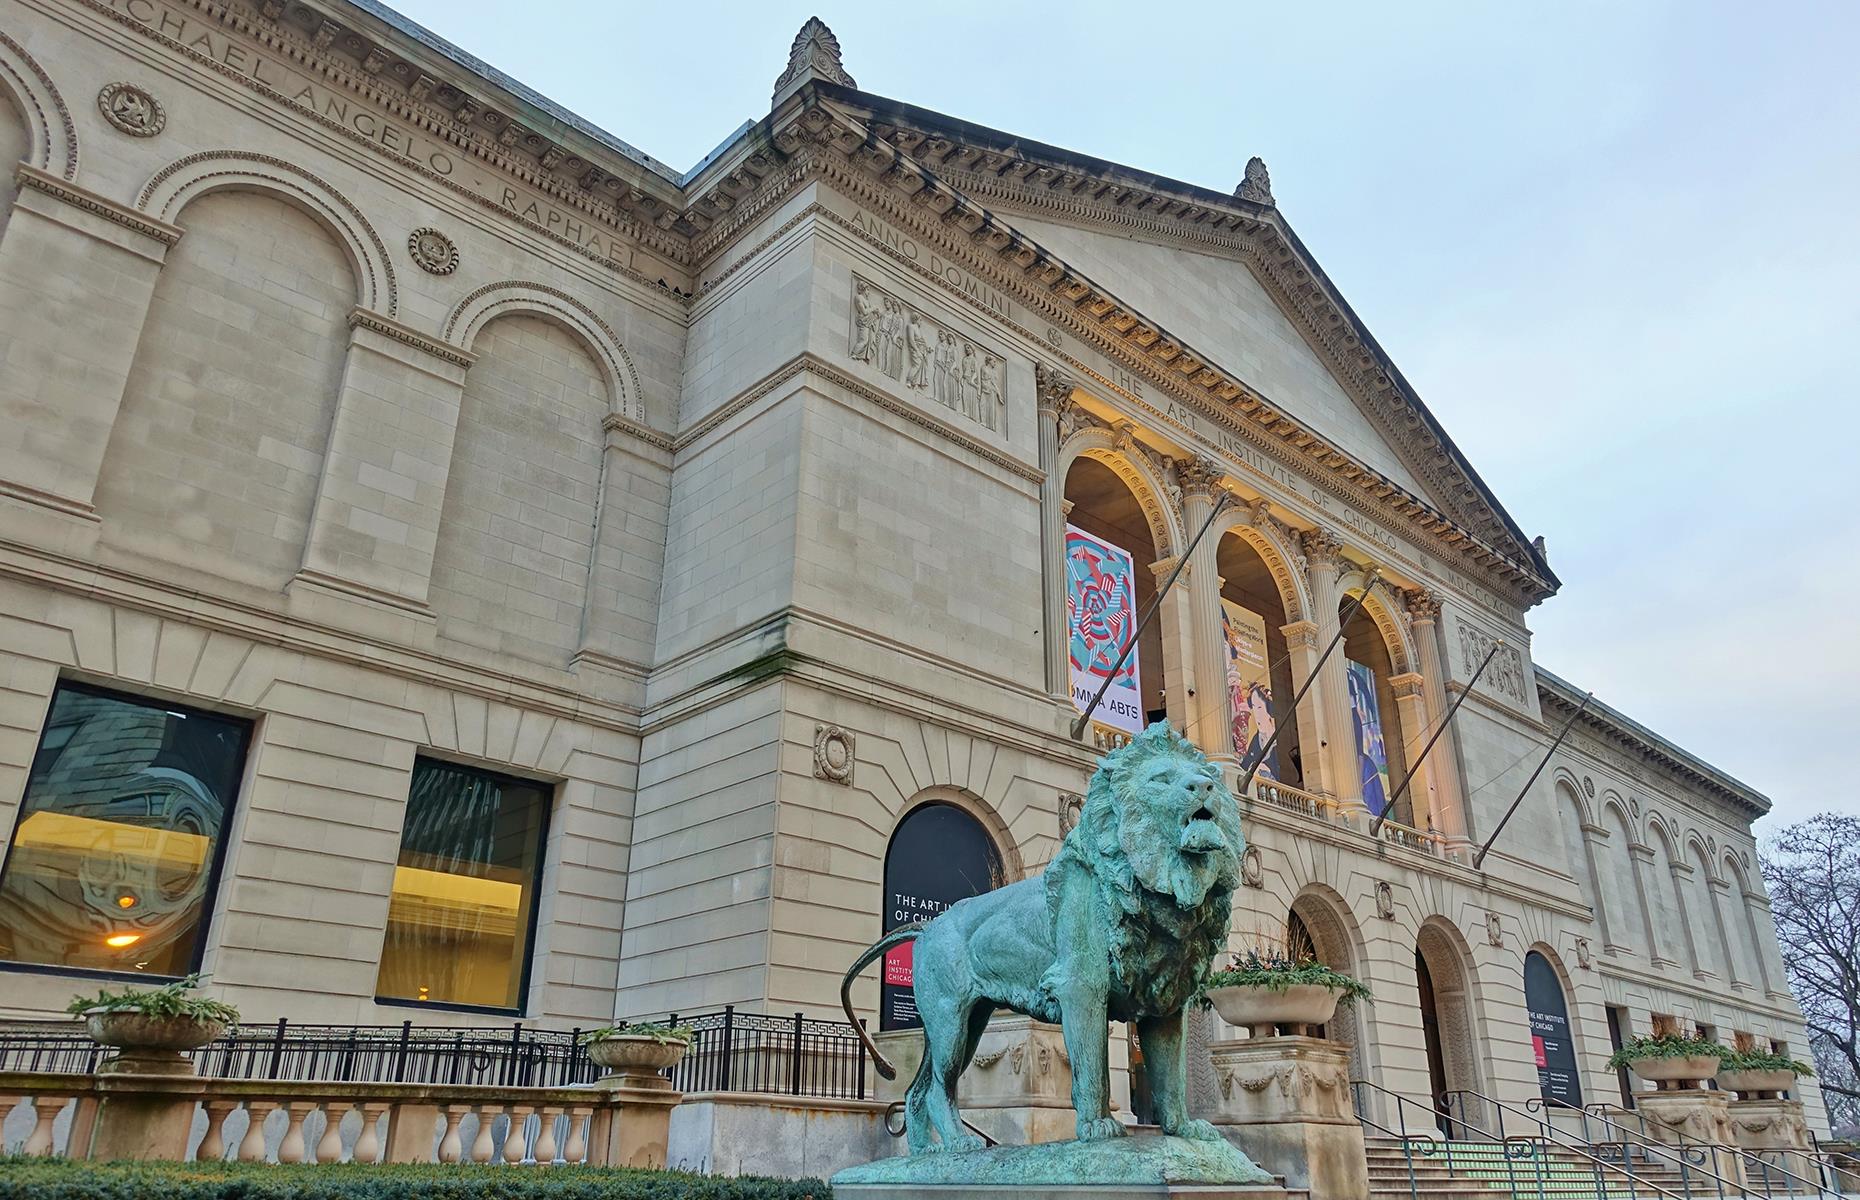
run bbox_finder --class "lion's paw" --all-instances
[1076,1116,1128,1142]
[1168,1118,1225,1143]
[947,1133,987,1154]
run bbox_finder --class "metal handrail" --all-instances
[1430,1087,1700,1200]
[1353,1079,1563,1200]
[1467,1091,1739,1200]
[1581,1102,1837,1199]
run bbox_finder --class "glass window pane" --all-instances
[0,684,250,976]
[375,758,549,1011]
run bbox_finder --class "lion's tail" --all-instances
[840,923,925,1080]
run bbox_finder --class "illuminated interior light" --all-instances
[104,933,141,948]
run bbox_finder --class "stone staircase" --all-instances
[1366,1136,1722,1200]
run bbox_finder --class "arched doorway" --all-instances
[1288,890,1371,1084]
[1416,921,1485,1135]
[879,801,1004,1030]
[1063,456,1170,742]
[1341,595,1410,821]
[1215,531,1305,788]
[1524,950,1583,1108]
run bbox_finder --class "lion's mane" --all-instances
[1044,722,1243,1019]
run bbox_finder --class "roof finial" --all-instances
[1236,156,1274,206]
[772,17,856,106]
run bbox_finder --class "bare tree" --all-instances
[1761,812,1860,1130]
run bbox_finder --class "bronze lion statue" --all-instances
[842,722,1243,1152]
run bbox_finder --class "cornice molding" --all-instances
[15,163,184,246]
[346,307,473,368]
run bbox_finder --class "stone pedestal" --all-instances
[876,1016,1077,1145]
[1729,1097,1815,1182]
[587,1070,683,1168]
[1205,1035,1367,1200]
[1635,1089,1742,1183]
[85,1073,204,1161]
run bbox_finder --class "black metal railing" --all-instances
[0,1006,869,1100]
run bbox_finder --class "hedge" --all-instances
[0,1159,829,1200]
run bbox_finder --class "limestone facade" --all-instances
[0,0,1826,1137]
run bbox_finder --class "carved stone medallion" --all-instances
[97,83,165,138]
[813,724,854,785]
[1574,936,1592,969]
[407,227,460,275]
[1484,911,1504,946]
[1374,880,1396,920]
[1057,791,1084,839]
[1239,844,1264,889]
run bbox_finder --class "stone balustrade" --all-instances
[1,1066,680,1168]
[1248,776,1448,860]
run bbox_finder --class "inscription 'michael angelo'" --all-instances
[98,0,641,278]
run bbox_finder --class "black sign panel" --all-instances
[880,802,1003,1031]
[1525,950,1583,1107]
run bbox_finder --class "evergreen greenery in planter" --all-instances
[1603,1033,1726,1071]
[1201,951,1372,1005]
[1716,1048,1815,1077]
[580,1021,694,1047]
[65,973,240,1026]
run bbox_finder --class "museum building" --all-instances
[0,0,1829,1150]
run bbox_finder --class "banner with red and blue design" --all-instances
[1066,524,1144,735]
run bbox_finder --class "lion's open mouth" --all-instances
[1180,811,1226,854]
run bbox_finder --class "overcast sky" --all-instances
[385,0,1859,833]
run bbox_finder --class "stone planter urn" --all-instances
[83,1011,225,1075]
[1205,983,1343,1038]
[1627,1054,1722,1091]
[588,1034,688,1077]
[1718,1069,1798,1099]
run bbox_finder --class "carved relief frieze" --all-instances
[850,275,1009,436]
[97,82,164,137]
[1457,619,1528,705]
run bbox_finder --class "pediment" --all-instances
[789,88,1553,597]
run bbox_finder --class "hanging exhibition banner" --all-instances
[1220,599,1279,780]
[1525,951,1584,1106]
[1066,524,1144,734]
[880,803,1003,1030]
[1346,659,1392,816]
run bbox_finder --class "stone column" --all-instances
[0,168,182,554]
[86,1073,206,1161]
[573,414,673,689]
[1628,844,1670,964]
[1705,875,1745,989]
[1279,619,1331,797]
[1151,556,1193,737]
[1036,366,1076,702]
[1669,860,1706,977]
[588,1072,683,1169]
[1406,591,1472,845]
[286,310,474,644]
[1177,459,1231,762]
[877,1015,1074,1145]
[1730,1096,1815,1183]
[1302,528,1359,814]
[1388,672,1432,829]
[1579,821,1619,949]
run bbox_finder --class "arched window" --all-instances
[880,801,1003,1030]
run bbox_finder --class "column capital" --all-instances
[1035,362,1079,415]
[1299,526,1345,569]
[1177,456,1225,502]
[1388,671,1427,701]
[1279,619,1321,650]
[1405,588,1444,622]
